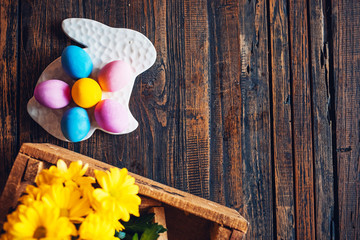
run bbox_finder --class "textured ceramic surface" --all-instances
[27,18,157,141]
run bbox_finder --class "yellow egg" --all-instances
[71,78,102,108]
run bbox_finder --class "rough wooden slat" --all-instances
[332,0,360,238]
[125,0,181,191]
[230,230,245,240]
[139,196,162,211]
[0,154,28,225]
[288,0,316,239]
[0,0,18,194]
[208,0,240,207]
[210,224,232,240]
[209,0,272,238]
[238,0,272,239]
[23,158,47,182]
[269,0,295,239]
[18,143,249,233]
[182,0,210,198]
[308,0,335,239]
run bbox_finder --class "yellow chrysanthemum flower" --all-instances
[36,160,95,189]
[41,183,92,223]
[92,168,141,222]
[78,213,118,240]
[4,201,76,240]
[19,184,51,206]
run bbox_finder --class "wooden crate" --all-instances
[0,143,249,240]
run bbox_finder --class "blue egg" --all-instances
[61,45,93,79]
[61,107,90,142]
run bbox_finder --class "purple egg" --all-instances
[94,99,129,133]
[34,80,71,109]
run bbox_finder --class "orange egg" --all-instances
[71,78,102,108]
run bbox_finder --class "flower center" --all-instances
[33,226,47,239]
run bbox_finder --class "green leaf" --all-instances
[132,233,139,240]
[122,214,155,233]
[140,224,167,240]
[120,213,167,240]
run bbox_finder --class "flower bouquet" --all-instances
[0,160,166,240]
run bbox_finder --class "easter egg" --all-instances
[71,78,102,108]
[98,60,133,92]
[61,45,93,79]
[34,80,71,109]
[61,107,90,142]
[94,99,129,133]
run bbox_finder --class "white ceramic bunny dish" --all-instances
[27,18,157,142]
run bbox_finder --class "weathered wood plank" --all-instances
[0,0,18,194]
[308,0,335,239]
[332,0,360,239]
[125,0,174,186]
[208,0,241,207]
[0,154,28,224]
[230,230,246,240]
[269,0,295,239]
[210,224,232,240]
[288,0,316,239]
[238,0,272,239]
[182,0,210,198]
[209,0,272,239]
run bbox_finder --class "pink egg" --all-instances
[94,99,129,133]
[34,80,71,109]
[98,60,133,92]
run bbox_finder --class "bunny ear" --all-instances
[62,18,107,47]
[61,18,157,75]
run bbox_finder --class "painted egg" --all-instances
[98,60,133,92]
[61,107,90,142]
[61,45,93,79]
[94,99,129,133]
[34,80,71,109]
[71,78,102,108]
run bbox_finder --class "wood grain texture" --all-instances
[332,0,360,238]
[210,224,232,240]
[269,0,295,239]
[209,0,272,239]
[308,0,335,239]
[0,0,18,194]
[182,0,210,198]
[208,0,241,208]
[0,154,28,223]
[238,0,272,239]
[0,0,359,238]
[288,0,316,239]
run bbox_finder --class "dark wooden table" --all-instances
[0,0,359,239]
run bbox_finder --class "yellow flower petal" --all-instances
[79,213,119,240]
[92,168,141,223]
[4,201,76,239]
